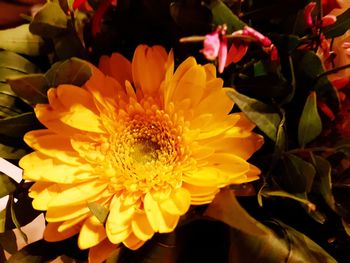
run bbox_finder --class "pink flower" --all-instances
[201,26,228,73]
[202,31,221,60]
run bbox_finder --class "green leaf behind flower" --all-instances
[7,74,49,105]
[298,91,322,147]
[45,58,92,87]
[0,51,39,74]
[281,153,316,194]
[312,155,337,212]
[324,8,350,38]
[204,188,269,236]
[88,202,109,224]
[0,172,17,199]
[0,25,45,56]
[7,74,50,105]
[29,1,68,38]
[0,113,42,138]
[229,220,337,262]
[208,0,246,33]
[297,51,340,113]
[227,89,281,141]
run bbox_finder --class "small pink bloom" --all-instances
[202,32,221,60]
[322,15,337,27]
[243,26,271,47]
[304,2,316,27]
[218,35,227,73]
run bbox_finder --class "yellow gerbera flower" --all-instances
[19,45,263,261]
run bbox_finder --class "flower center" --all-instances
[103,99,189,197]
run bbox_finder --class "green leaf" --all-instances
[282,153,316,194]
[0,51,39,74]
[324,8,350,38]
[10,196,27,243]
[0,24,45,56]
[312,155,337,211]
[254,61,268,77]
[229,220,336,262]
[204,188,269,236]
[0,208,7,233]
[0,84,23,118]
[227,89,281,141]
[45,58,92,87]
[0,112,41,138]
[87,202,109,224]
[0,68,26,83]
[260,189,316,210]
[0,144,27,160]
[0,172,17,199]
[298,91,322,147]
[297,51,339,113]
[29,1,68,38]
[53,31,86,60]
[7,74,49,104]
[209,0,246,33]
[335,144,350,156]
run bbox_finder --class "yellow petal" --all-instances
[89,238,119,263]
[164,56,196,107]
[34,104,79,136]
[106,197,134,244]
[160,188,191,215]
[56,84,98,114]
[28,181,54,199]
[46,203,90,222]
[60,104,105,133]
[234,112,256,131]
[144,193,179,233]
[24,130,80,165]
[31,183,61,210]
[48,181,108,207]
[194,88,233,118]
[123,232,145,250]
[233,164,260,184]
[70,134,107,163]
[58,214,88,232]
[78,216,107,249]
[131,210,154,241]
[20,152,94,184]
[183,183,219,205]
[172,64,206,108]
[44,222,81,242]
[183,167,225,187]
[99,53,132,85]
[132,45,167,95]
[205,133,264,160]
[205,153,250,178]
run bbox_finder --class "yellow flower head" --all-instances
[19,45,263,261]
